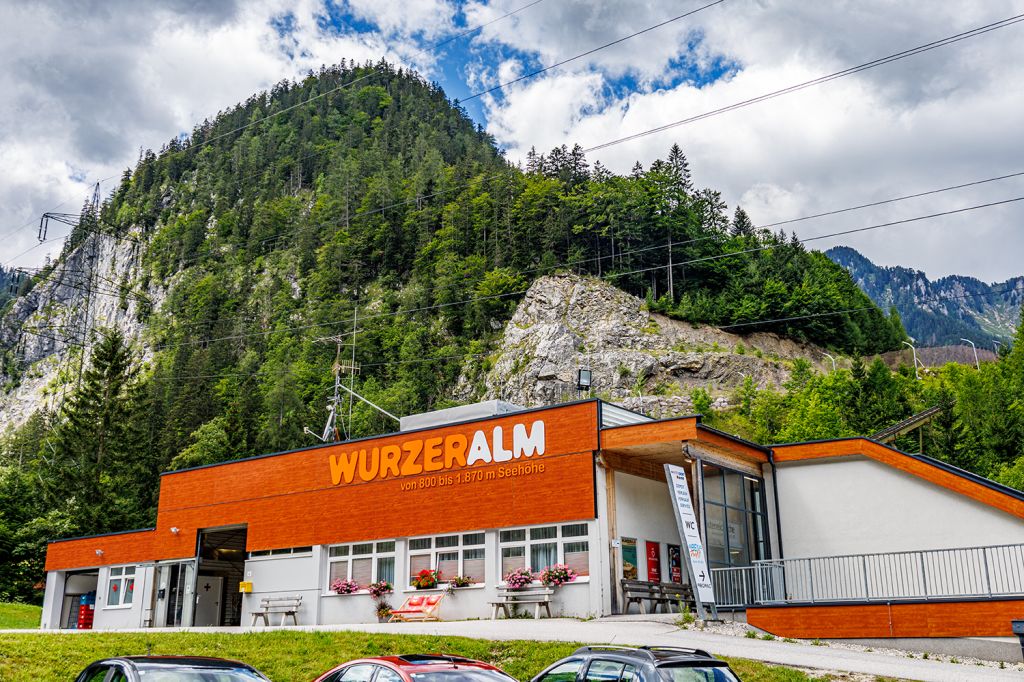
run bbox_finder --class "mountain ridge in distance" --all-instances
[826,245,1022,347]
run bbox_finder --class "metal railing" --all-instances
[711,542,1024,607]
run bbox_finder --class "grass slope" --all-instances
[0,630,867,681]
[0,603,40,629]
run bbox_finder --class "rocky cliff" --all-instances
[0,232,158,426]
[457,274,834,418]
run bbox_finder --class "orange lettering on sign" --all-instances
[400,440,424,476]
[444,434,468,468]
[330,451,359,485]
[380,445,402,478]
[423,437,444,472]
[358,447,380,482]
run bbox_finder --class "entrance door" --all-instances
[152,561,196,628]
[193,576,224,627]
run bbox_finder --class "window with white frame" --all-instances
[327,540,396,589]
[499,522,590,579]
[106,566,136,607]
[408,532,486,584]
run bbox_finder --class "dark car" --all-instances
[529,646,740,682]
[74,656,271,682]
[313,654,518,682]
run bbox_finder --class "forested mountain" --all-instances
[0,61,908,600]
[827,246,1023,347]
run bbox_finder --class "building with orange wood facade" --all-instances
[41,399,1024,638]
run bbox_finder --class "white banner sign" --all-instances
[664,464,716,608]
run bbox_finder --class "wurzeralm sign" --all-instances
[664,463,717,620]
[329,420,546,485]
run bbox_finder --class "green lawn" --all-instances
[0,602,41,629]
[0,630,884,682]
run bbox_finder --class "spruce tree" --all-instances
[49,329,150,535]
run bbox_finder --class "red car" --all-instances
[314,654,518,682]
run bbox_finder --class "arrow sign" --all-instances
[664,463,717,619]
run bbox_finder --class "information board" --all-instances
[664,463,716,618]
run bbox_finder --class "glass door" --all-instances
[152,560,196,627]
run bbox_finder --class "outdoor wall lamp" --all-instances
[170,527,181,535]
[94,549,104,557]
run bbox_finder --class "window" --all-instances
[328,540,396,589]
[585,660,625,682]
[499,523,591,578]
[77,665,111,682]
[537,660,583,682]
[377,668,404,682]
[339,664,377,682]
[106,566,135,607]
[248,546,313,558]
[659,666,740,682]
[408,533,486,584]
[701,463,770,569]
[621,665,638,682]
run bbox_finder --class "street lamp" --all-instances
[960,338,980,370]
[902,341,920,380]
[822,353,837,372]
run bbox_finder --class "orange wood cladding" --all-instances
[46,402,599,571]
[748,600,1024,638]
[774,438,1024,519]
[601,417,698,449]
[45,529,158,571]
[694,427,768,463]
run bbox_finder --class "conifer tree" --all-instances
[49,329,150,535]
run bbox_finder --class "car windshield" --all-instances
[410,670,516,682]
[138,669,267,681]
[658,666,740,682]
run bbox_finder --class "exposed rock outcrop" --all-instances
[457,274,834,417]
[0,233,160,427]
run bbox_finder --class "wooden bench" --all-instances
[250,595,302,626]
[489,586,553,620]
[621,580,695,614]
[390,594,444,622]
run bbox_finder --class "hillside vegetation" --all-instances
[0,61,911,601]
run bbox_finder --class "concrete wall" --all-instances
[776,456,1024,557]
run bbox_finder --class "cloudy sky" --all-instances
[1,0,1022,282]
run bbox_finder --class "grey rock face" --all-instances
[456,274,831,418]
[0,233,162,428]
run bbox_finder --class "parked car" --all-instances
[313,654,518,682]
[74,656,272,681]
[530,646,741,682]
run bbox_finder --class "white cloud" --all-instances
[473,0,1024,281]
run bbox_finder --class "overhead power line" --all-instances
[461,0,727,102]
[146,194,1022,352]
[582,12,1024,153]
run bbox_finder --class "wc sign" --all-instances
[665,463,717,619]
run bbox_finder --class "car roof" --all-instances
[344,655,504,673]
[569,646,725,665]
[115,656,256,670]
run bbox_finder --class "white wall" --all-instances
[241,550,321,626]
[777,456,1024,557]
[93,565,151,630]
[614,472,684,586]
